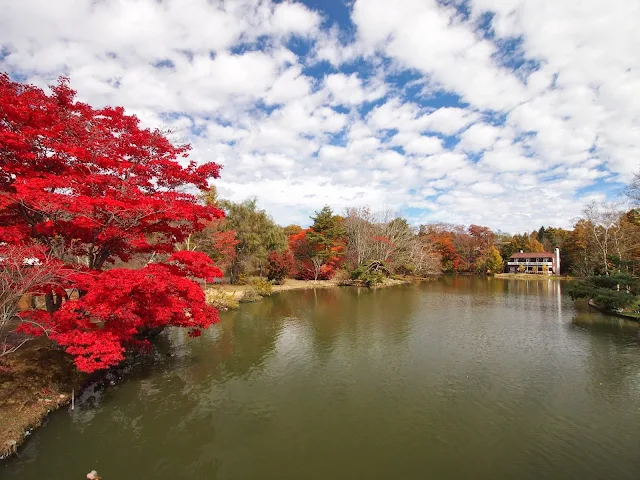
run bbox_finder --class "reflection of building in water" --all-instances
[556,279,562,321]
[507,248,560,274]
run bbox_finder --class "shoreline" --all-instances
[0,340,86,459]
[215,277,342,298]
[587,299,640,322]
[206,276,420,309]
[1,276,418,458]
[219,276,417,295]
[493,273,576,281]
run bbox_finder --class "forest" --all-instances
[193,194,640,283]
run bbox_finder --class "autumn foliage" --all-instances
[266,250,294,284]
[285,207,345,280]
[0,74,224,372]
[288,228,343,280]
[413,224,505,273]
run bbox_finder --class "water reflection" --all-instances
[4,278,640,480]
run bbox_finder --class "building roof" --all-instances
[510,252,554,259]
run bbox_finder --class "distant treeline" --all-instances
[183,178,640,282]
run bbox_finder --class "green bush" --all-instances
[205,289,240,310]
[593,290,635,311]
[245,276,273,297]
[567,281,596,300]
[239,287,262,303]
[350,261,389,287]
[568,272,639,312]
[591,272,639,291]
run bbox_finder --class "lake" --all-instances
[3,277,640,479]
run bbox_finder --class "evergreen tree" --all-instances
[220,199,286,283]
[307,206,345,259]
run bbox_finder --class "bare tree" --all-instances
[311,256,324,281]
[344,207,375,268]
[408,236,441,275]
[0,245,66,356]
[582,202,623,273]
[626,170,640,206]
[344,207,413,267]
[344,206,441,275]
[373,210,414,264]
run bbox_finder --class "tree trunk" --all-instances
[44,290,64,314]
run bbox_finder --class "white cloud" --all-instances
[0,0,637,232]
[271,1,321,36]
[323,72,386,105]
[457,123,502,152]
[422,107,480,136]
[401,135,443,155]
[264,66,313,105]
[352,0,528,110]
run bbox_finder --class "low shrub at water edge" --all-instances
[245,276,273,296]
[239,287,263,303]
[393,263,416,276]
[349,261,391,287]
[331,269,350,283]
[350,268,385,287]
[205,289,240,310]
[568,272,640,312]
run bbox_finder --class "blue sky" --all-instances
[1,0,638,232]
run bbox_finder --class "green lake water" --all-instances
[3,277,640,479]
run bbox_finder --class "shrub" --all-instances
[331,268,351,283]
[245,276,273,296]
[593,290,635,311]
[267,250,294,284]
[394,263,416,276]
[205,289,240,310]
[350,261,390,287]
[239,287,262,303]
[357,270,385,287]
[568,272,640,312]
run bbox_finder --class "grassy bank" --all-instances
[205,277,417,309]
[217,278,340,297]
[588,299,640,321]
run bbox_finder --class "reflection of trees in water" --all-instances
[193,301,288,382]
[571,312,640,397]
[87,281,422,478]
[68,332,186,427]
[298,286,418,360]
[425,277,569,321]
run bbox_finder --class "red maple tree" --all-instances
[266,250,294,284]
[0,74,224,372]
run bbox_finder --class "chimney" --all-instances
[554,247,560,275]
